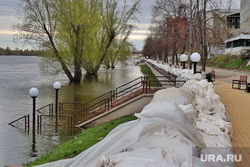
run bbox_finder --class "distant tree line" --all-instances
[0,47,40,56]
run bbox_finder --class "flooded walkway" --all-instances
[213,70,250,166]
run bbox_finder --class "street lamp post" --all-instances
[29,87,39,130]
[190,52,201,74]
[53,81,61,116]
[180,54,188,69]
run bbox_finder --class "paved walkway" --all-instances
[212,69,250,166]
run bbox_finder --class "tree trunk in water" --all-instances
[73,63,82,81]
[93,34,114,74]
[45,26,75,81]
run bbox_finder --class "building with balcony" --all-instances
[224,0,250,55]
[240,0,250,34]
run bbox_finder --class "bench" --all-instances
[232,76,248,90]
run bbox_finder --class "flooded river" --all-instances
[0,55,142,166]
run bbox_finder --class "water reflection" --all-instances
[31,129,37,157]
[0,55,142,166]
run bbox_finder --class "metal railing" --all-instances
[37,103,53,115]
[8,62,187,132]
[59,102,85,115]
[37,75,181,128]
[9,73,183,131]
[37,115,73,134]
[8,114,30,133]
[147,61,177,82]
[73,76,145,126]
[147,61,186,87]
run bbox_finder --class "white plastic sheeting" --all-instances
[150,87,196,107]
[36,118,204,167]
[36,60,233,167]
[135,102,193,126]
[146,60,233,152]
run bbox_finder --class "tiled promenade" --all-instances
[214,79,250,166]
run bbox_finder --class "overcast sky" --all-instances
[0,0,240,51]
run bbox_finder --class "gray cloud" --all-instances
[0,0,242,50]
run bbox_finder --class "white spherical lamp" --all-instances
[53,81,61,90]
[190,52,201,74]
[180,54,188,62]
[53,81,61,116]
[29,87,39,98]
[190,52,201,62]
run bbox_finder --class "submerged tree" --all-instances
[103,40,134,69]
[87,0,140,75]
[13,0,140,81]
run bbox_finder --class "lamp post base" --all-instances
[193,62,197,74]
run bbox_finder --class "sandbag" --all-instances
[179,104,198,121]
[150,87,196,106]
[135,102,193,126]
[35,118,204,167]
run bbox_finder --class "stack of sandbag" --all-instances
[146,59,234,165]
[35,118,204,167]
[182,80,233,148]
[147,59,202,81]
[102,87,205,167]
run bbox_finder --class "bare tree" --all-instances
[149,0,190,65]
[144,0,234,71]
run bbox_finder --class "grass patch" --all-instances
[24,115,137,166]
[242,65,250,70]
[207,55,250,70]
[224,57,242,69]
[140,64,161,87]
[140,64,154,75]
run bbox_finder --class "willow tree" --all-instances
[13,0,140,80]
[103,40,134,69]
[82,0,140,76]
[13,0,97,81]
[54,0,100,80]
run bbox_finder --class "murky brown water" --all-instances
[0,55,142,166]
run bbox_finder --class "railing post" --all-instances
[110,91,113,108]
[73,115,75,127]
[40,116,42,134]
[59,102,61,115]
[52,103,53,115]
[28,114,30,134]
[108,98,110,111]
[105,99,107,111]
[71,116,73,128]
[68,116,69,127]
[145,76,148,94]
[142,76,145,93]
[115,89,117,99]
[37,115,39,134]
[25,115,27,133]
